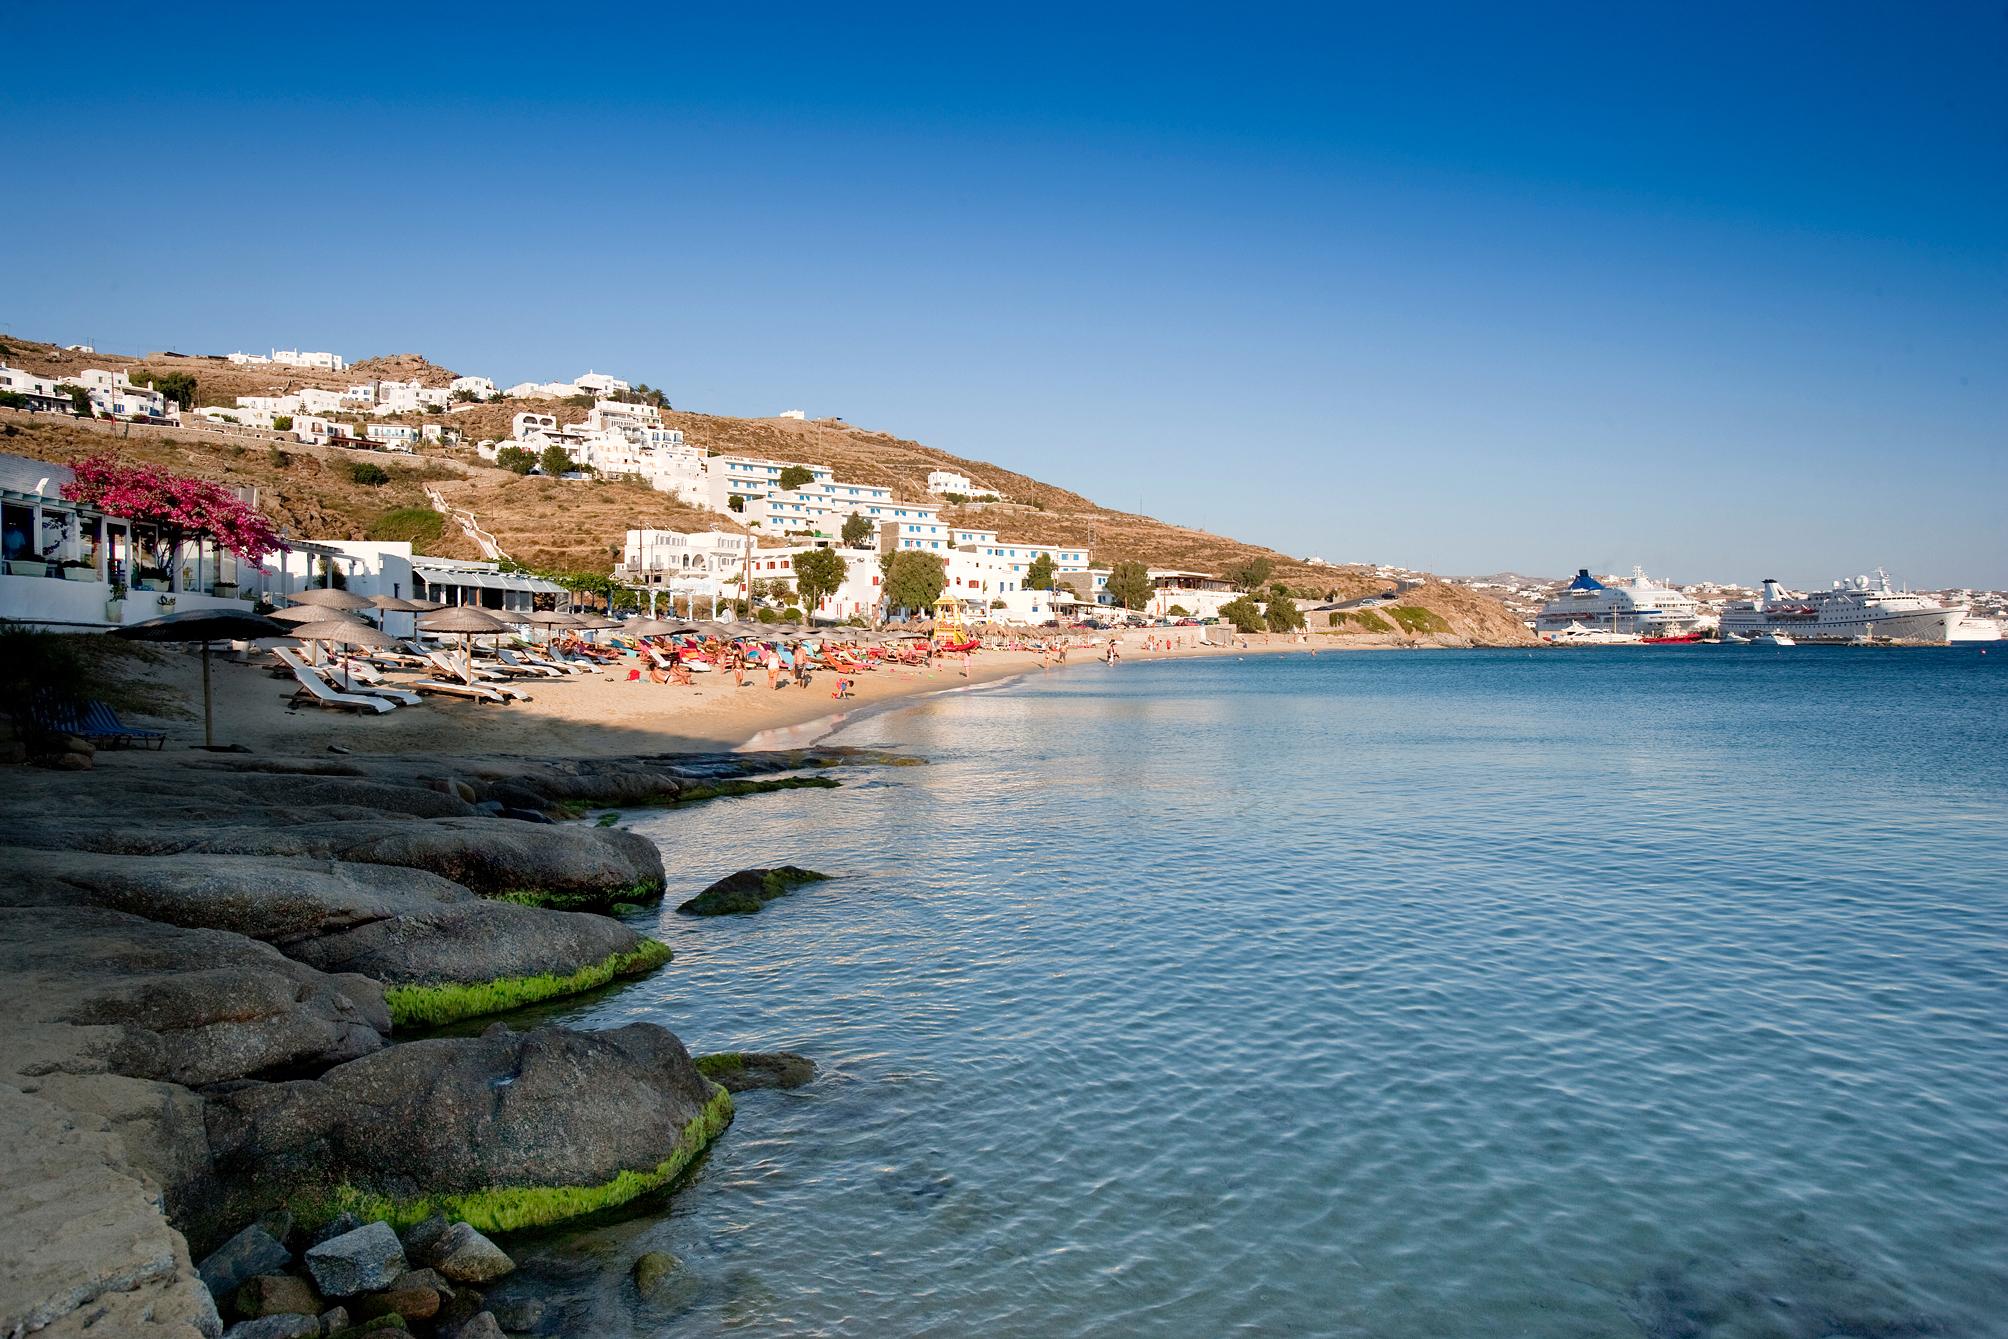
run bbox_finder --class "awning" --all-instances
[413,565,565,595]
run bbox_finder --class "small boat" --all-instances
[1724,633,1751,644]
[1759,631,1795,647]
[1643,633,1703,644]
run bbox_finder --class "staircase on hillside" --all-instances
[425,485,506,561]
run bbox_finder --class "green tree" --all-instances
[1025,552,1056,590]
[727,494,746,513]
[1104,559,1153,611]
[150,371,198,409]
[792,547,848,613]
[452,387,477,403]
[1227,557,1274,592]
[881,550,948,614]
[841,512,874,548]
[1218,595,1266,634]
[777,464,815,493]
[57,383,92,417]
[1166,604,1192,618]
[538,444,572,476]
[495,446,536,474]
[271,414,293,431]
[1264,583,1306,632]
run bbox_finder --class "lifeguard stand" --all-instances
[931,594,970,646]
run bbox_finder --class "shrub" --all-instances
[1264,584,1306,632]
[1218,596,1265,634]
[727,494,745,512]
[778,465,815,492]
[367,506,445,545]
[495,446,536,474]
[841,512,874,547]
[350,462,391,486]
[271,414,293,431]
[1388,606,1451,634]
[1166,604,1191,618]
[268,447,292,469]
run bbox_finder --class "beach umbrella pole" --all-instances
[201,643,214,750]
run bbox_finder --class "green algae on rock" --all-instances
[382,939,671,1028]
[668,775,841,805]
[695,1051,816,1091]
[492,877,664,914]
[297,1082,733,1234]
[676,867,829,916]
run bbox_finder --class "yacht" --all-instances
[1545,623,1644,646]
[1758,630,1795,647]
[1536,567,1705,639]
[1718,570,1967,644]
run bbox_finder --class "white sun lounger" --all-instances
[407,677,508,704]
[494,647,565,677]
[325,658,424,706]
[423,651,532,701]
[275,648,396,714]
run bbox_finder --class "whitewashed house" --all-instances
[271,349,346,371]
[75,369,177,424]
[449,376,497,401]
[0,364,75,413]
[365,424,419,451]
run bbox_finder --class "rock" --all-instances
[255,1208,295,1247]
[207,1025,730,1237]
[631,1250,681,1301]
[0,1083,222,1339]
[304,1222,406,1298]
[695,1051,817,1092]
[398,1215,450,1262]
[446,1313,504,1339]
[233,1273,320,1319]
[325,1316,408,1338]
[223,1315,320,1339]
[0,848,658,1027]
[310,1213,363,1248]
[428,1224,514,1285]
[432,1282,485,1330]
[481,1295,542,1331]
[0,907,386,1091]
[676,867,828,916]
[40,750,92,770]
[199,1225,294,1307]
[350,1269,441,1322]
[317,1306,349,1334]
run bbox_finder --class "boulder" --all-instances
[303,1222,406,1298]
[676,867,828,916]
[694,1051,817,1092]
[398,1215,450,1263]
[309,1213,363,1248]
[198,1225,293,1308]
[223,1315,319,1339]
[446,1314,504,1339]
[208,1025,730,1236]
[316,1306,349,1334]
[426,1225,513,1286]
[233,1273,320,1319]
[350,1269,442,1321]
[631,1250,685,1304]
[0,908,386,1089]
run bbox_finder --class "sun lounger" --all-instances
[407,678,508,703]
[424,651,533,700]
[275,649,396,714]
[27,696,167,749]
[495,647,566,677]
[325,660,424,706]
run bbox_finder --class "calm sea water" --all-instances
[526,647,2008,1338]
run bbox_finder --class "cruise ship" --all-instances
[1718,570,1967,643]
[1536,568,1705,638]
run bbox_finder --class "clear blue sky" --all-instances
[5,2,2003,586]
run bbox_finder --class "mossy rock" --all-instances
[676,867,828,917]
[296,1082,733,1235]
[493,878,663,915]
[694,1051,816,1091]
[382,939,671,1028]
[665,776,840,805]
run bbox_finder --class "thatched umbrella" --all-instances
[420,606,510,683]
[623,617,684,638]
[288,587,373,613]
[114,608,290,749]
[268,604,359,625]
[518,609,573,646]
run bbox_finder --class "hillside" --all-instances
[0,334,1532,641]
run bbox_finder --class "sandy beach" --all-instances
[115,629,1349,759]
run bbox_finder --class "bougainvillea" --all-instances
[62,453,285,559]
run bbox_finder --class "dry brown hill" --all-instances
[0,333,1531,640]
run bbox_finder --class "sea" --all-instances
[520,646,2008,1338]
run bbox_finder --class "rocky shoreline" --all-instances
[0,745,910,1338]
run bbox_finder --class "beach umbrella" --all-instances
[420,606,510,683]
[287,587,373,612]
[623,617,684,637]
[405,598,445,612]
[268,603,360,625]
[518,609,574,645]
[115,608,291,750]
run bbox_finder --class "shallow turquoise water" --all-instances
[541,647,2008,1337]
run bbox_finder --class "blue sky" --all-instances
[5,2,2003,585]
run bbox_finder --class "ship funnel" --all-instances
[1761,579,1786,601]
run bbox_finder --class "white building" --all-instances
[271,349,346,372]
[226,351,273,366]
[365,424,420,451]
[449,376,497,401]
[0,364,75,413]
[298,388,349,415]
[927,469,975,495]
[74,369,177,423]
[368,380,450,415]
[777,409,806,420]
[573,371,631,397]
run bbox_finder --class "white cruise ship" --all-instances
[1718,570,1967,643]
[1536,568,1704,638]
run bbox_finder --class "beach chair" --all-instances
[423,651,533,700]
[405,676,508,704]
[495,647,565,677]
[275,649,396,714]
[26,696,167,749]
[325,658,424,706]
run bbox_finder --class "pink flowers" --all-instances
[62,453,286,560]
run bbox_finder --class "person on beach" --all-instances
[960,649,971,678]
[766,655,780,691]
